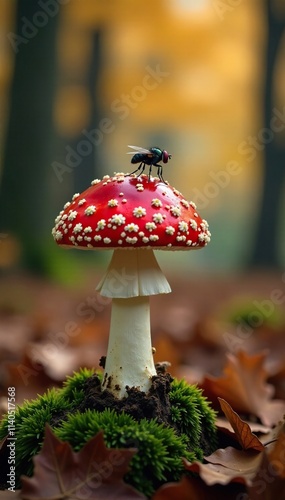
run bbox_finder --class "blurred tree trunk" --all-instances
[250,0,285,269]
[73,29,103,193]
[0,0,59,274]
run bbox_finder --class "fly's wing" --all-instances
[126,145,152,155]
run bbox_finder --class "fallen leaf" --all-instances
[0,492,20,499]
[259,418,285,446]
[268,430,285,479]
[216,417,270,435]
[184,447,262,486]
[218,398,264,451]
[153,474,243,500]
[247,444,285,499]
[20,425,145,500]
[200,350,285,426]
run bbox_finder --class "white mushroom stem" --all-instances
[102,296,156,397]
[97,248,171,398]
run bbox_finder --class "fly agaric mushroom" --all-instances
[52,173,211,398]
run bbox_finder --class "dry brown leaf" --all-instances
[184,447,262,486]
[268,430,285,479]
[218,398,264,451]
[20,426,145,500]
[216,416,270,434]
[153,475,243,500]
[0,492,20,499]
[247,448,285,499]
[200,350,285,426]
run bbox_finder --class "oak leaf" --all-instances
[153,475,242,500]
[247,433,285,499]
[184,447,262,486]
[20,425,145,500]
[200,350,285,426]
[218,398,264,451]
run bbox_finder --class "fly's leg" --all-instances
[154,164,167,184]
[127,162,145,177]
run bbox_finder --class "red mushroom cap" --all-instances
[52,174,211,250]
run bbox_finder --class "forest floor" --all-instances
[0,269,285,498]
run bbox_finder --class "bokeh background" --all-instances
[0,0,285,407]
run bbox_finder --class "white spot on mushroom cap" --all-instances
[108,199,119,207]
[64,201,71,209]
[54,230,63,241]
[145,222,157,232]
[190,219,198,230]
[94,235,102,241]
[133,206,146,218]
[72,193,80,201]
[84,226,92,233]
[201,219,209,230]
[178,221,188,233]
[189,201,197,210]
[126,236,138,244]
[125,223,139,233]
[85,205,96,216]
[149,234,159,242]
[170,206,181,217]
[73,223,83,234]
[104,237,111,244]
[78,198,86,206]
[180,199,189,209]
[91,179,100,185]
[96,219,106,230]
[152,213,164,224]
[165,226,175,235]
[109,214,126,226]
[68,210,77,221]
[151,198,163,208]
[142,236,149,243]
[176,235,186,242]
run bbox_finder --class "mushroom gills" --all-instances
[96,248,171,298]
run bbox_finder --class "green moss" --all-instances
[169,378,218,453]
[0,388,70,482]
[0,370,217,497]
[61,367,97,405]
[55,408,196,497]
